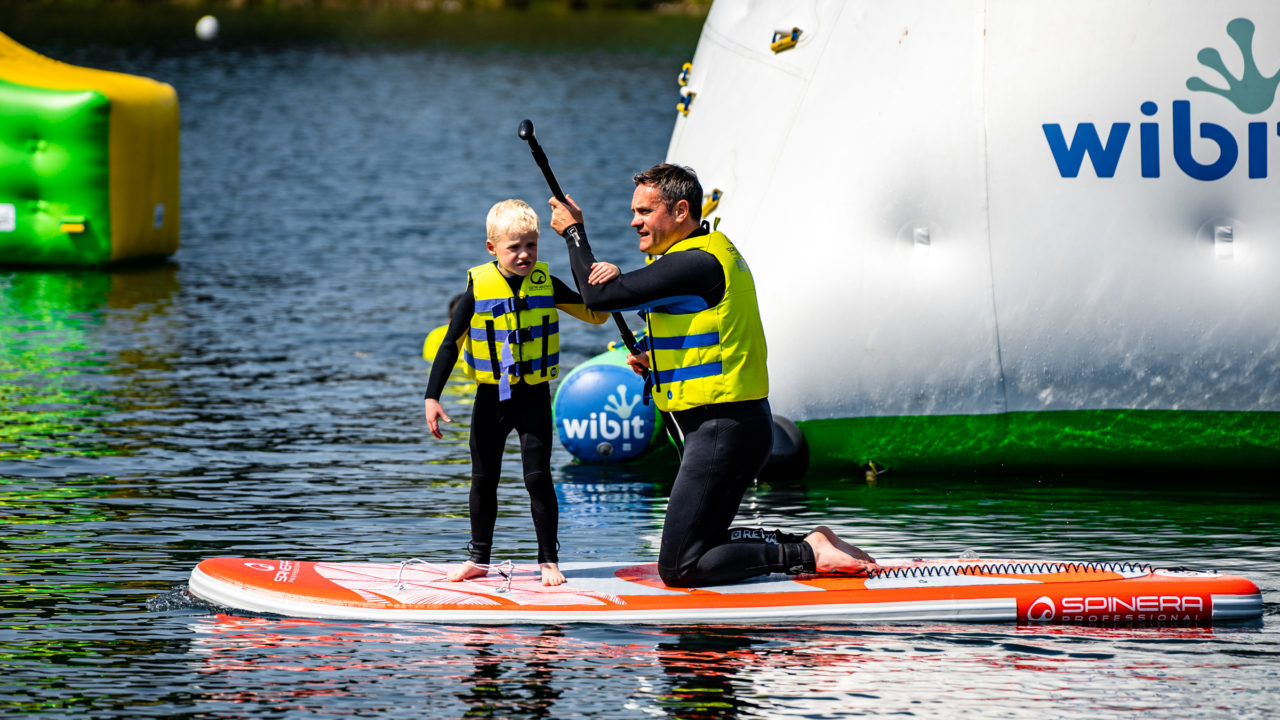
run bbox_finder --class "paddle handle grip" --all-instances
[519,119,567,203]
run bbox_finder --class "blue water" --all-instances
[2,35,1279,719]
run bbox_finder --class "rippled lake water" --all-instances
[3,28,1279,719]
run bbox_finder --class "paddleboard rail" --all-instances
[185,556,1263,627]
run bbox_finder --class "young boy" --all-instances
[423,199,617,586]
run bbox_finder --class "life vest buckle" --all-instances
[490,296,530,317]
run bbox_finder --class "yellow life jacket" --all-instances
[422,324,450,363]
[646,231,769,412]
[462,261,559,399]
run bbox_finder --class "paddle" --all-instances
[517,118,683,456]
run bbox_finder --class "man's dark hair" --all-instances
[633,163,703,223]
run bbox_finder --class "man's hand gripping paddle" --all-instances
[517,118,683,456]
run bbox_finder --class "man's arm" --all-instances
[558,222,723,313]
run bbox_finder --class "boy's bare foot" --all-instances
[540,562,565,586]
[804,526,879,575]
[446,561,488,582]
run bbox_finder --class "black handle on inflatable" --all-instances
[518,118,683,456]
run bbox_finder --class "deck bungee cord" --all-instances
[867,560,1158,579]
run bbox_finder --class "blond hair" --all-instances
[486,199,539,244]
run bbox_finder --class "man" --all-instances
[550,163,877,587]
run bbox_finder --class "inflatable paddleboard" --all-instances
[188,556,1262,625]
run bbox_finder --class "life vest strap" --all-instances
[498,338,517,400]
[506,355,557,378]
[461,352,560,386]
[467,322,560,344]
[477,295,556,317]
[656,361,723,386]
[540,316,550,378]
[462,350,499,375]
[484,319,499,372]
[650,331,719,350]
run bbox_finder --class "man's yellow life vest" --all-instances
[646,231,769,412]
[462,261,559,399]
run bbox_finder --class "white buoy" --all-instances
[195,15,219,41]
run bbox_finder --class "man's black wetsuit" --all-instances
[558,223,817,587]
[425,271,595,567]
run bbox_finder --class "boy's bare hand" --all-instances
[588,261,619,285]
[423,398,451,439]
[548,194,584,234]
[625,351,651,376]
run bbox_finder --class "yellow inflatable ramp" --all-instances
[0,32,179,267]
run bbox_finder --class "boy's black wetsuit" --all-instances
[558,223,817,587]
[425,272,591,567]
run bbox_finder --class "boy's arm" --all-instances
[424,282,475,400]
[551,276,609,324]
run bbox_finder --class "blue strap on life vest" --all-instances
[462,350,499,375]
[497,340,516,400]
[650,294,710,315]
[479,295,556,318]
[646,331,720,399]
[469,321,559,344]
[649,331,719,350]
[655,361,723,386]
[496,326,560,400]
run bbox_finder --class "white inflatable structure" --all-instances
[666,0,1280,470]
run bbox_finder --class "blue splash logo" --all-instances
[1043,18,1279,181]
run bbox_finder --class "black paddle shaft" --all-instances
[517,119,643,354]
[517,118,683,454]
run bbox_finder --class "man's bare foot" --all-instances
[446,561,487,582]
[804,527,879,575]
[540,562,565,586]
[814,526,877,563]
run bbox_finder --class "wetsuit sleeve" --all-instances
[560,223,724,313]
[551,275,609,324]
[424,282,475,401]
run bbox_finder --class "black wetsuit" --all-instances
[559,223,816,587]
[425,271,596,566]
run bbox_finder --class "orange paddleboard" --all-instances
[188,556,1261,625]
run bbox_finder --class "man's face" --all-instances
[488,229,538,276]
[631,184,687,255]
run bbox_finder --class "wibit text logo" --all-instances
[1043,18,1280,181]
[560,384,648,445]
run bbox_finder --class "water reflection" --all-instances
[652,627,763,719]
[0,265,180,464]
[179,614,1274,719]
[456,626,565,718]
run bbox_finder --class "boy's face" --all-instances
[488,229,538,276]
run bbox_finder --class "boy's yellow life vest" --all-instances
[462,261,559,399]
[645,231,769,412]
